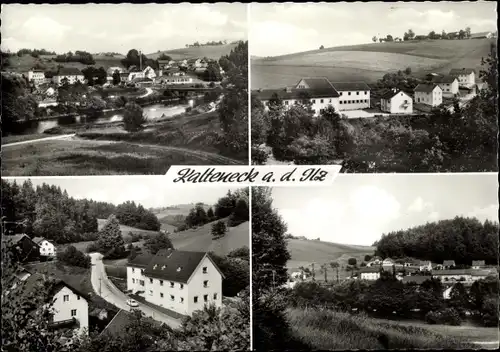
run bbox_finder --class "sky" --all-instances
[4,177,238,208]
[251,2,498,57]
[1,3,247,54]
[271,173,498,246]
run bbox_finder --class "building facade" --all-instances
[331,82,371,110]
[414,83,443,106]
[52,68,84,86]
[449,68,475,86]
[127,249,224,316]
[380,89,413,114]
[27,70,46,85]
[51,283,89,336]
[33,237,57,257]
[359,267,381,280]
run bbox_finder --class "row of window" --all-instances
[133,278,210,289]
[132,267,209,274]
[63,294,81,302]
[340,100,369,105]
[149,291,218,303]
[339,91,368,96]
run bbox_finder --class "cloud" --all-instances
[22,16,71,43]
[467,204,498,222]
[428,211,440,222]
[408,197,433,213]
[349,185,401,223]
[388,8,459,32]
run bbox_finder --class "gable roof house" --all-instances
[2,234,41,263]
[449,68,476,86]
[52,67,84,86]
[414,83,442,107]
[429,75,459,96]
[33,237,57,257]
[471,260,486,269]
[127,249,224,317]
[330,81,371,110]
[380,88,413,114]
[470,31,493,39]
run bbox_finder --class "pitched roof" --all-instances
[359,267,380,273]
[32,237,45,244]
[158,60,170,64]
[443,260,456,266]
[330,81,371,91]
[431,75,458,84]
[414,83,440,93]
[449,68,475,75]
[402,275,432,284]
[433,269,470,276]
[51,279,90,301]
[2,234,31,244]
[100,309,133,337]
[380,89,403,100]
[144,249,212,284]
[127,253,154,268]
[472,260,486,266]
[470,32,491,38]
[56,67,83,76]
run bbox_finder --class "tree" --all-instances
[144,232,174,255]
[112,70,121,85]
[348,258,357,266]
[229,198,249,226]
[203,63,223,82]
[465,27,471,38]
[458,30,466,39]
[158,53,172,61]
[372,36,378,43]
[386,35,394,42]
[211,220,227,239]
[408,29,415,40]
[252,187,291,294]
[364,255,372,262]
[122,102,146,132]
[57,245,91,268]
[404,67,412,75]
[329,262,340,283]
[320,264,328,282]
[319,45,324,49]
[206,207,215,220]
[97,215,125,258]
[227,246,249,261]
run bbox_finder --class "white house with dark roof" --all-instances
[414,83,442,106]
[32,237,57,257]
[470,31,493,39]
[471,260,486,269]
[127,249,224,316]
[359,267,381,280]
[26,70,46,85]
[449,68,476,86]
[380,88,413,114]
[429,75,459,97]
[330,82,371,110]
[52,67,84,86]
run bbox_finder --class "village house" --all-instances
[418,260,432,271]
[159,76,193,85]
[471,260,486,269]
[52,67,84,86]
[428,74,459,97]
[26,70,47,85]
[2,234,41,263]
[449,68,475,86]
[331,81,371,110]
[32,237,57,257]
[106,67,125,76]
[414,83,443,106]
[380,88,413,114]
[432,269,490,284]
[470,31,493,39]
[158,60,171,70]
[442,260,456,269]
[127,249,224,317]
[359,267,381,280]
[458,85,478,100]
[366,258,382,267]
[142,66,156,80]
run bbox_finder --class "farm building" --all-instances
[428,75,459,97]
[380,88,413,114]
[414,83,442,107]
[449,68,475,86]
[469,31,493,39]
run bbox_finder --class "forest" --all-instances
[374,216,499,265]
[1,179,160,244]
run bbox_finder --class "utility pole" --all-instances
[272,269,276,289]
[311,262,316,281]
[139,50,142,71]
[99,277,102,296]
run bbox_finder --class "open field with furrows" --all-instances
[149,43,240,61]
[2,111,246,176]
[5,54,126,73]
[251,39,494,89]
[286,238,375,280]
[287,308,488,350]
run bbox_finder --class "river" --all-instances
[9,99,199,135]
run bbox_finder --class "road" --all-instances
[139,87,154,98]
[89,253,181,328]
[2,134,76,147]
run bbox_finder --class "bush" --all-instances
[123,102,146,132]
[86,242,99,253]
[425,308,461,326]
[212,220,227,239]
[57,246,91,268]
[251,147,270,165]
[227,246,249,261]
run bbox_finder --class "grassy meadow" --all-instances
[287,307,480,350]
[252,38,494,89]
[149,43,240,61]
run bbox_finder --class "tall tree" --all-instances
[144,232,174,255]
[122,102,147,132]
[97,215,125,257]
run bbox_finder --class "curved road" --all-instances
[89,253,181,328]
[139,87,154,98]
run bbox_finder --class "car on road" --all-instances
[126,299,139,307]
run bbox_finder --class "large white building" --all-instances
[380,89,413,114]
[449,68,476,86]
[358,267,381,281]
[32,237,57,257]
[432,269,490,284]
[428,75,459,97]
[414,83,443,107]
[26,70,46,85]
[255,77,371,116]
[127,249,224,317]
[52,67,84,86]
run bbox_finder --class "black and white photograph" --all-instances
[250,2,498,172]
[252,174,499,350]
[1,3,249,176]
[1,177,250,350]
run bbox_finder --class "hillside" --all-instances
[97,219,158,238]
[149,43,240,61]
[153,203,212,232]
[251,39,495,89]
[5,54,126,73]
[170,219,249,257]
[286,238,375,280]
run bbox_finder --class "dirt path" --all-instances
[2,134,76,147]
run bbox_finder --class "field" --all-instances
[251,39,494,89]
[286,238,375,280]
[149,43,239,61]
[2,111,246,176]
[97,219,158,237]
[5,54,125,73]
[287,307,492,350]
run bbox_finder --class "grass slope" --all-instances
[252,39,494,89]
[97,219,158,237]
[287,238,374,280]
[149,43,239,61]
[6,54,126,73]
[288,308,476,350]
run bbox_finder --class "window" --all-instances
[204,295,208,302]
[180,297,184,303]
[340,92,343,96]
[149,290,153,296]
[285,101,289,105]
[132,278,135,284]
[365,91,368,95]
[71,309,77,317]
[356,91,359,95]
[348,92,351,96]
[194,296,198,303]
[203,280,208,288]
[340,101,343,104]
[404,100,408,104]
[149,278,153,284]
[77,296,80,300]
[213,293,218,300]
[140,280,145,286]
[311,99,316,103]
[132,268,135,273]
[63,295,69,302]
[329,99,332,103]
[160,280,163,286]
[202,267,207,274]
[160,293,164,298]
[170,282,174,288]
[180,284,184,290]
[170,295,174,301]
[320,99,324,103]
